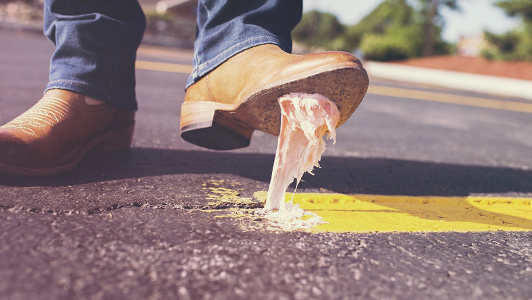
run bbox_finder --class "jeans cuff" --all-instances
[185,36,291,89]
[45,79,138,111]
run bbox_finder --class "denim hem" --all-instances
[45,79,138,111]
[185,36,290,89]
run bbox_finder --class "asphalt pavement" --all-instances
[1,29,531,300]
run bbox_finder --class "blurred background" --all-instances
[294,0,529,61]
[290,0,532,81]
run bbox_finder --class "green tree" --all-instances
[292,10,345,48]
[341,0,415,52]
[350,0,452,61]
[495,0,532,21]
[292,0,454,61]
[418,0,460,56]
[483,0,532,62]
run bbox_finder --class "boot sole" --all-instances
[0,123,135,177]
[180,64,369,150]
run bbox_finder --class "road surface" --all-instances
[1,29,531,300]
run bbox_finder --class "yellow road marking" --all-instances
[286,193,532,233]
[134,59,532,113]
[368,85,532,113]
[202,179,256,207]
[135,60,193,74]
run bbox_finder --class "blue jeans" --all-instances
[43,0,302,111]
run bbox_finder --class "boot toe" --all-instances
[0,129,46,169]
[0,90,135,176]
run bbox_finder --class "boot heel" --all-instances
[103,123,135,152]
[180,101,253,150]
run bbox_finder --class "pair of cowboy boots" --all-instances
[0,45,368,176]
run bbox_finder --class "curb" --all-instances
[365,61,532,101]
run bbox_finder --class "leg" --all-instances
[186,0,302,89]
[180,0,369,150]
[0,0,146,176]
[44,0,146,110]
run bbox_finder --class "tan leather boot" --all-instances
[180,44,369,150]
[0,89,135,176]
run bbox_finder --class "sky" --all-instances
[302,0,521,42]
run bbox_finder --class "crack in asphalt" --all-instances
[0,204,82,216]
[0,201,265,216]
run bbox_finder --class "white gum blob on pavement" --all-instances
[260,93,340,229]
